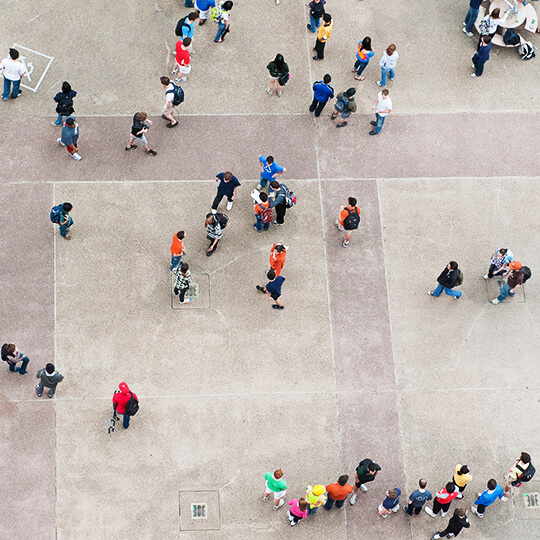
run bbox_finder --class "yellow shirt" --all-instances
[317,21,333,42]
[453,464,472,487]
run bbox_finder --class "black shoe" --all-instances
[313,56,322,61]
[337,122,347,128]
[272,304,284,310]
[370,121,377,126]
[256,285,266,293]
[125,145,137,151]
[146,149,157,156]
[369,130,378,136]
[199,19,206,25]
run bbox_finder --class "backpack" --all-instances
[503,29,520,46]
[216,212,229,228]
[1,344,8,362]
[56,97,74,116]
[343,207,360,230]
[479,18,490,36]
[278,73,290,86]
[50,204,63,224]
[166,83,185,106]
[522,266,532,283]
[516,462,536,483]
[124,393,139,416]
[260,205,273,224]
[283,188,297,209]
[455,269,464,287]
[175,16,190,37]
[519,41,536,60]
[334,95,349,113]
[211,3,226,23]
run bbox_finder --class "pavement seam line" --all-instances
[52,181,58,539]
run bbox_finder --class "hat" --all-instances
[313,485,325,496]
[65,117,75,126]
[509,261,522,270]
[119,382,130,393]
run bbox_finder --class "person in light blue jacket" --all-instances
[471,479,507,518]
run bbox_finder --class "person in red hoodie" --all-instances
[112,382,138,429]
[425,482,459,518]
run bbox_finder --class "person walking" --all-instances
[205,211,223,256]
[268,181,290,226]
[313,13,333,60]
[378,488,401,518]
[51,202,74,239]
[428,261,463,299]
[257,155,286,190]
[335,197,361,247]
[484,248,514,280]
[266,54,289,97]
[453,465,472,498]
[170,231,185,271]
[369,88,392,135]
[471,479,507,518]
[307,0,326,33]
[431,508,470,539]
[287,498,308,526]
[52,81,76,126]
[324,475,353,510]
[309,74,334,117]
[125,112,157,155]
[463,0,485,37]
[173,38,192,83]
[269,243,287,276]
[1,343,30,374]
[377,44,399,87]
[172,262,193,304]
[213,1,233,43]
[57,116,82,161]
[471,36,491,78]
[256,269,285,310]
[160,77,181,128]
[305,485,327,515]
[196,0,216,25]
[175,12,198,53]
[253,192,272,232]
[36,363,64,398]
[263,469,288,510]
[353,36,374,81]
[403,479,432,516]
[350,458,381,504]
[331,87,357,128]
[212,171,240,211]
[491,261,524,304]
[425,482,459,517]
[1,48,26,101]
[503,452,535,496]
[112,382,139,430]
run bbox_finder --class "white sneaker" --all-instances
[277,89,282,97]
[172,68,178,75]
[335,220,344,231]
[491,298,500,304]
[274,498,284,510]
[471,505,478,515]
[456,492,463,499]
[256,184,263,190]
[57,138,66,147]
[432,535,441,540]
[441,510,447,518]
[463,21,467,26]
[462,28,473,37]
[428,291,434,296]
[71,153,82,161]
[226,201,233,211]
[425,506,436,517]
[266,87,272,95]
[392,504,399,512]
[471,73,477,77]
[483,274,489,280]
[360,484,368,492]
[263,495,269,502]
[350,494,357,505]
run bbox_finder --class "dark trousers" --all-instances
[8,356,29,373]
[275,202,287,225]
[324,496,345,510]
[473,56,486,77]
[487,263,503,278]
[123,414,130,429]
[433,499,451,515]
[179,287,189,302]
[212,193,233,210]
[406,505,422,515]
[207,238,219,254]
[309,97,327,117]
[477,504,486,514]
[315,39,326,59]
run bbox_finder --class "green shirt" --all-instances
[264,472,287,492]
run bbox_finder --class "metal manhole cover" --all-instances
[191,503,208,519]
[179,490,220,531]
[524,493,540,508]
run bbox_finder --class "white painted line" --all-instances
[12,43,54,92]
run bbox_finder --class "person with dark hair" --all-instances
[266,54,289,97]
[324,475,353,509]
[257,155,286,191]
[57,116,82,160]
[336,197,361,247]
[472,35,491,78]
[268,181,289,226]
[428,261,463,299]
[377,44,399,87]
[256,269,285,309]
[484,248,513,279]
[160,76,179,128]
[173,37,192,83]
[205,211,223,256]
[403,478,432,516]
[253,191,272,232]
[378,488,401,517]
[313,13,333,60]
[58,202,74,239]
[214,1,234,43]
[36,363,64,398]
[172,262,193,303]
[503,452,535,495]
[196,0,215,25]
[307,0,326,33]
[350,458,381,504]
[1,48,26,100]
[176,12,198,53]
[1,343,30,374]
[52,82,77,126]
[425,482,459,517]
[125,112,157,155]
[170,231,185,270]
[370,88,392,135]
[310,74,334,117]
[331,87,357,128]
[471,479,507,518]
[269,243,287,275]
[431,507,470,539]
[112,382,138,429]
[491,260,524,304]
[212,171,241,211]
[477,8,507,48]
[453,465,472,498]
[353,36,374,81]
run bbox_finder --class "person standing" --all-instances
[471,36,492,78]
[196,0,216,25]
[331,87,357,128]
[307,0,326,33]
[503,452,535,496]
[269,181,289,226]
[54,202,74,239]
[175,12,198,53]
[305,485,327,515]
[484,248,514,280]
[263,469,288,510]
[112,382,139,429]
[369,88,392,135]
[52,82,76,126]
[378,488,401,518]
[212,171,240,211]
[377,44,399,87]
[36,363,64,398]
[471,479,507,518]
[403,479,432,516]
[205,211,223,256]
[257,155,286,190]
[313,13,333,60]
[266,54,289,97]
[324,475,353,510]
[463,0,485,37]
[309,74,334,117]
[477,8,507,48]
[1,343,30,374]
[125,112,157,155]
[335,197,361,247]
[350,458,381,504]
[287,498,308,526]
[453,465,472,498]
[353,36,374,81]
[173,38,192,83]
[172,262,193,304]
[269,243,287,276]
[1,48,26,101]
[170,231,185,271]
[256,269,285,309]
[431,508,470,540]
[491,261,524,304]
[425,482,459,517]
[213,1,234,43]
[57,116,82,161]
[253,192,272,232]
[160,77,180,128]
[184,0,195,7]
[428,261,463,299]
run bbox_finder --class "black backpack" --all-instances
[124,393,139,416]
[503,29,520,46]
[175,16,190,37]
[56,97,74,116]
[522,266,531,283]
[343,207,360,230]
[167,83,185,107]
[1,344,8,362]
[216,212,229,229]
[455,269,464,287]
[516,462,535,482]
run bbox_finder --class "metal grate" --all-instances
[524,493,540,508]
[191,503,208,519]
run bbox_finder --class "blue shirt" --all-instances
[196,0,215,10]
[409,489,432,507]
[474,485,504,507]
[182,21,194,39]
[216,172,241,196]
[470,0,483,8]
[474,42,492,63]
[312,81,334,103]
[259,155,284,180]
[382,488,401,510]
[266,276,285,297]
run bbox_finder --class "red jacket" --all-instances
[113,382,138,414]
[435,487,459,504]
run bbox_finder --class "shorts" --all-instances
[177,64,192,75]
[340,111,351,119]
[133,134,148,146]
[265,481,286,499]
[198,7,211,19]
[163,102,175,114]
[270,293,280,301]
[268,75,279,81]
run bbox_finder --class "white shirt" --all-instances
[0,58,26,81]
[375,92,392,117]
[165,83,174,103]
[379,51,399,70]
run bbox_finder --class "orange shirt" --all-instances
[255,200,270,215]
[269,243,287,276]
[326,482,353,501]
[339,205,361,227]
[170,235,184,256]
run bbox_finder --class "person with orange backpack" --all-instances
[335,197,361,247]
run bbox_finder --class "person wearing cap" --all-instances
[453,465,472,498]
[350,458,381,504]
[491,261,524,304]
[484,248,514,280]
[57,116,82,160]
[369,88,392,135]
[331,87,357,128]
[324,475,353,510]
[1,48,26,101]
[428,261,462,299]
[305,484,327,515]
[269,243,287,276]
[263,469,288,510]
[112,382,138,429]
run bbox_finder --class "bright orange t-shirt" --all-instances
[269,243,287,276]
[339,205,361,227]
[170,235,184,256]
[326,482,353,501]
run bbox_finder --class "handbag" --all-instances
[278,73,289,86]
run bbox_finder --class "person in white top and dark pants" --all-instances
[369,89,392,135]
[1,48,26,101]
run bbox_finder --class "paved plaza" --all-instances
[1,1,539,539]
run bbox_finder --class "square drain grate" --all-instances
[179,490,220,531]
[524,493,540,508]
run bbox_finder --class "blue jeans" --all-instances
[254,215,270,231]
[8,355,29,373]
[464,6,480,33]
[374,113,386,134]
[54,114,64,126]
[3,78,21,100]
[432,282,462,298]
[215,23,227,41]
[170,255,182,271]
[324,496,345,510]
[185,0,195,6]
[354,59,369,77]
[37,381,57,397]
[59,216,73,237]
[309,14,321,33]
[307,505,318,515]
[379,67,395,87]
[497,283,516,302]
[473,56,485,77]
[259,173,274,189]
[123,414,131,429]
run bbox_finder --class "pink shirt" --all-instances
[288,499,307,519]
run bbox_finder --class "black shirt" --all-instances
[131,114,148,137]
